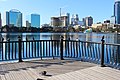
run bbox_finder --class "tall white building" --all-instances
[110,16,116,24]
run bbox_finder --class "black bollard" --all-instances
[101,36,105,67]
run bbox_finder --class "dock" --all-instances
[0,59,119,80]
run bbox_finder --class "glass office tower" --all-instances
[0,13,2,27]
[114,1,120,24]
[31,14,40,28]
[6,9,22,27]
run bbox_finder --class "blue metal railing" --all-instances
[0,36,120,69]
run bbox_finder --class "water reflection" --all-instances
[117,34,120,44]
[0,33,120,43]
[2,33,22,41]
[25,33,40,40]
[52,33,61,40]
[86,33,92,47]
[0,34,2,50]
[40,33,51,40]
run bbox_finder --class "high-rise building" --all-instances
[114,1,120,24]
[6,11,9,26]
[0,13,2,27]
[83,16,93,27]
[82,18,85,26]
[6,9,22,27]
[60,16,69,27]
[31,14,40,28]
[26,21,31,27]
[51,17,60,27]
[110,16,116,24]
[71,14,79,25]
[51,13,70,27]
[66,13,70,25]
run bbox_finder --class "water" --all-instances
[1,32,120,44]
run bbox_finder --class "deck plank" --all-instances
[46,66,120,80]
[90,66,120,80]
[0,59,120,80]
[1,75,6,80]
[80,67,117,80]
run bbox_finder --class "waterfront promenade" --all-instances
[0,59,120,80]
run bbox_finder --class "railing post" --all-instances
[26,37,28,41]
[33,37,34,40]
[2,37,4,60]
[7,38,10,60]
[60,36,64,60]
[101,36,105,67]
[18,36,23,62]
[33,37,35,57]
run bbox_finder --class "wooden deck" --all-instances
[0,59,119,80]
[46,66,120,80]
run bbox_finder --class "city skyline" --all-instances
[0,0,115,26]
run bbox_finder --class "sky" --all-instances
[0,0,115,26]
